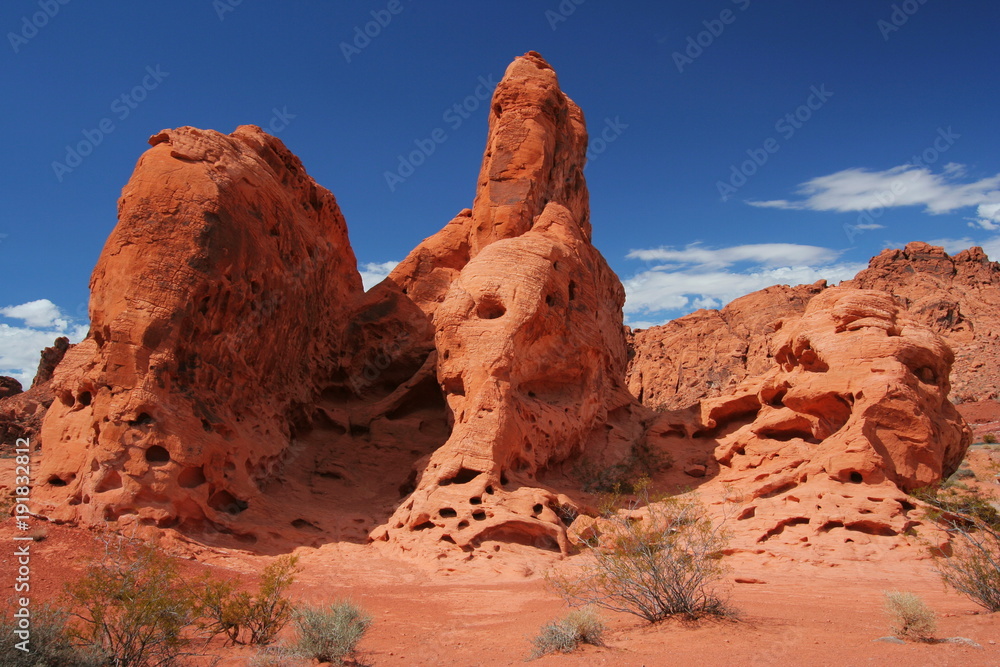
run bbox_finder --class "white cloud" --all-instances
[748,164,1000,229]
[0,300,87,387]
[0,299,69,330]
[359,261,399,291]
[622,242,865,327]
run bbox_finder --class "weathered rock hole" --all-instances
[476,295,506,320]
[532,503,544,515]
[439,508,458,518]
[178,466,207,488]
[820,520,845,532]
[145,446,171,465]
[849,471,864,484]
[291,519,321,532]
[738,506,757,520]
[129,412,155,427]
[568,280,577,301]
[458,520,469,529]
[59,391,75,407]
[469,496,482,505]
[413,521,435,531]
[440,535,456,544]
[485,485,495,495]
[201,419,213,433]
[47,475,71,487]
[472,510,487,521]
[77,391,92,406]
[207,490,248,515]
[441,468,480,486]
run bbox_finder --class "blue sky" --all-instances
[2,1,999,384]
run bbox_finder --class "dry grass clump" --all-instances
[883,591,936,641]
[529,607,605,659]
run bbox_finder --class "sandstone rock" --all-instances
[0,377,22,399]
[31,336,70,388]
[34,125,368,533]
[375,52,643,555]
[627,281,826,410]
[656,288,972,549]
[844,242,1000,403]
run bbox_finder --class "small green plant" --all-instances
[294,600,371,664]
[0,601,105,667]
[984,433,998,445]
[65,534,196,667]
[573,441,672,494]
[550,484,731,622]
[883,591,936,641]
[936,519,1000,612]
[910,484,1000,529]
[529,607,604,659]
[195,555,299,646]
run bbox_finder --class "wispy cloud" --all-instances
[0,299,87,386]
[359,261,400,291]
[622,242,865,326]
[748,164,1000,230]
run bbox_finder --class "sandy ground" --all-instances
[2,519,999,666]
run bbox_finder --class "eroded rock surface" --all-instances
[641,289,972,553]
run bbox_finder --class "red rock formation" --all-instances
[635,288,971,553]
[0,338,70,451]
[34,125,369,533]
[373,52,643,554]
[845,242,1000,403]
[627,281,826,410]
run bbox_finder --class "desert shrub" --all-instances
[883,591,936,641]
[910,484,1000,529]
[293,600,371,664]
[574,442,672,494]
[936,519,1000,612]
[65,534,196,667]
[550,485,730,622]
[0,602,105,666]
[195,555,299,646]
[529,607,604,659]
[985,433,998,445]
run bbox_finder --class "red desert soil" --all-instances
[3,489,1000,666]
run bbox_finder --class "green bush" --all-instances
[936,519,1000,612]
[984,433,998,445]
[883,591,936,641]
[574,442,672,494]
[294,600,371,664]
[195,555,299,646]
[550,485,731,622]
[65,534,195,667]
[529,607,604,659]
[0,602,105,667]
[910,484,1000,529]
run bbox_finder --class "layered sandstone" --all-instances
[0,338,69,451]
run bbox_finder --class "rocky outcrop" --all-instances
[640,288,971,552]
[373,52,642,554]
[627,282,825,410]
[1,338,70,451]
[845,242,1000,403]
[34,125,369,532]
